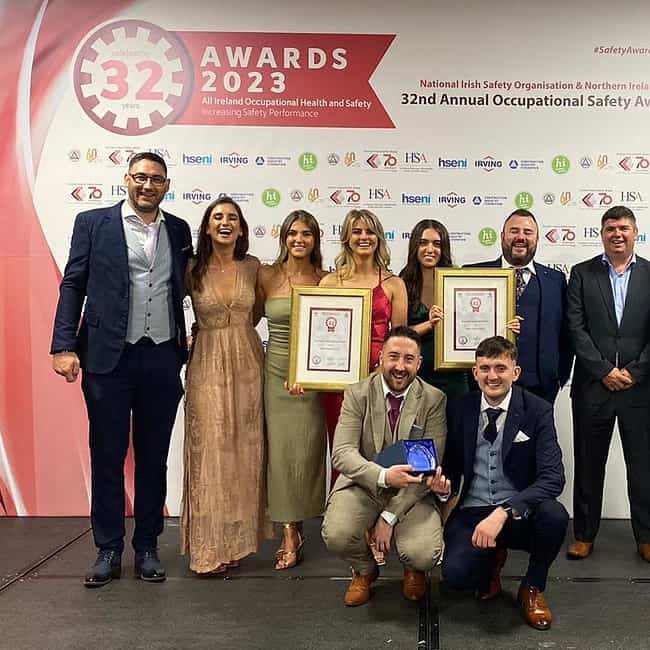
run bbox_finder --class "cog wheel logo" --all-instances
[73,20,194,136]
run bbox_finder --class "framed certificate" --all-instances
[433,268,516,369]
[288,287,372,391]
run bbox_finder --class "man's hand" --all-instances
[385,464,423,489]
[619,368,637,388]
[602,368,633,391]
[372,516,394,554]
[426,466,451,497]
[52,352,80,383]
[471,507,508,549]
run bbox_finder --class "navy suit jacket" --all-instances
[51,201,193,374]
[444,386,565,518]
[465,257,573,393]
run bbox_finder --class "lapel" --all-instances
[501,385,524,461]
[164,212,183,291]
[369,374,387,454]
[533,261,547,310]
[463,391,482,481]
[396,378,422,440]
[104,202,129,281]
[594,256,617,326]
[619,256,645,330]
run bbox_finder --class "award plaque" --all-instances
[374,439,439,476]
[288,287,372,391]
[434,268,516,369]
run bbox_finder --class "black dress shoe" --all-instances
[84,549,121,588]
[134,550,166,582]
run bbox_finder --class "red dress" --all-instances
[322,275,393,484]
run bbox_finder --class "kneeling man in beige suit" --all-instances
[322,326,450,606]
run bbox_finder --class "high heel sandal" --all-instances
[275,523,305,570]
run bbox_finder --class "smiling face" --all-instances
[124,158,169,215]
[285,219,315,261]
[501,215,538,267]
[348,218,378,258]
[473,353,521,405]
[206,201,242,247]
[601,217,637,260]
[379,336,422,393]
[416,227,443,269]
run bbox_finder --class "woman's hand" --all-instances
[429,304,444,328]
[284,381,305,396]
[506,315,523,335]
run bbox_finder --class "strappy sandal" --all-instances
[275,523,305,570]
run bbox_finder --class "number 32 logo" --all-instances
[73,20,193,136]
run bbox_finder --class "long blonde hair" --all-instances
[334,209,391,279]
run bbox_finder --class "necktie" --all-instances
[515,268,526,300]
[387,393,404,434]
[483,407,502,444]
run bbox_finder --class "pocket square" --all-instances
[513,431,530,443]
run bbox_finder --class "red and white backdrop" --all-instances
[2,0,648,515]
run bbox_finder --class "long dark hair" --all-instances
[274,210,323,269]
[399,219,453,313]
[189,196,249,292]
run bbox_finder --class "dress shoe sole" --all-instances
[84,568,121,588]
[135,573,166,582]
[566,550,592,560]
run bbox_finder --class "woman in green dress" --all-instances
[399,219,469,399]
[257,210,327,570]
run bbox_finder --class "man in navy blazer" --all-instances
[51,152,192,587]
[466,209,573,403]
[439,336,567,630]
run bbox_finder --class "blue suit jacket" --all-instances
[444,386,565,518]
[51,201,193,374]
[465,257,573,393]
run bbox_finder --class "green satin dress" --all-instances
[264,297,327,522]
[409,303,469,400]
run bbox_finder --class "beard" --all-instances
[503,241,537,266]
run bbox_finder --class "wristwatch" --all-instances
[501,504,522,520]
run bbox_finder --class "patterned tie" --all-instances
[515,268,526,300]
[388,393,404,434]
[483,408,502,444]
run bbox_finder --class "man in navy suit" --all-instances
[439,336,567,630]
[51,152,192,587]
[466,209,573,403]
[566,205,650,563]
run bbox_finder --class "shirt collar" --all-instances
[501,256,536,275]
[480,387,513,414]
[121,200,164,225]
[381,375,413,401]
[601,252,636,272]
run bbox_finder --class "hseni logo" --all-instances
[262,188,281,207]
[401,193,432,204]
[551,155,570,174]
[438,157,468,169]
[478,227,498,246]
[183,153,213,165]
[515,191,534,209]
[299,152,317,171]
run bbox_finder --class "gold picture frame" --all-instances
[433,268,516,370]
[288,287,373,391]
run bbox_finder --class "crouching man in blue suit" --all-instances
[439,336,568,630]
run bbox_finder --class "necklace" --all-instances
[208,261,236,273]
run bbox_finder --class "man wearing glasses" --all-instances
[51,152,192,587]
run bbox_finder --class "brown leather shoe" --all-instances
[566,540,593,560]
[343,565,379,607]
[517,584,552,631]
[402,568,426,601]
[477,546,507,601]
[638,543,650,562]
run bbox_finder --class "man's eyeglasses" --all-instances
[128,173,167,187]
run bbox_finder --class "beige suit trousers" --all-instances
[321,485,443,575]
